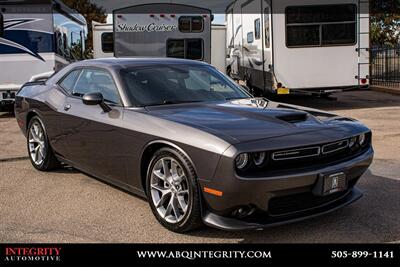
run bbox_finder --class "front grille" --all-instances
[272,146,320,160]
[268,190,351,216]
[239,132,372,177]
[322,139,349,154]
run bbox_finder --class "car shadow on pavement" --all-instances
[269,90,400,111]
[188,170,400,243]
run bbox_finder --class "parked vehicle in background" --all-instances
[93,20,226,73]
[226,0,370,96]
[0,0,87,107]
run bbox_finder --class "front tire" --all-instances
[146,147,203,233]
[27,116,60,171]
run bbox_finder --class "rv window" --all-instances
[254,19,261,40]
[186,39,203,60]
[264,7,271,48]
[179,16,204,33]
[286,4,356,47]
[247,32,254,44]
[0,13,4,37]
[167,39,203,60]
[167,40,185,58]
[101,33,114,53]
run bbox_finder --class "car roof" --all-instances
[75,57,210,69]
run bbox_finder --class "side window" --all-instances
[179,16,204,33]
[254,18,261,40]
[186,39,203,60]
[101,32,114,53]
[73,69,121,104]
[167,39,203,60]
[286,4,356,47]
[0,13,4,37]
[264,7,271,48]
[59,69,82,93]
[167,40,185,58]
[247,32,254,44]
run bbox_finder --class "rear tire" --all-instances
[27,116,60,171]
[146,147,203,233]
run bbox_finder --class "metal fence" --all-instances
[371,45,400,88]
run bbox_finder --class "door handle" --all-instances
[64,104,71,111]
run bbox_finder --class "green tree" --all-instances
[62,0,107,58]
[370,0,400,46]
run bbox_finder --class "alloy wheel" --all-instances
[150,157,190,223]
[28,121,46,166]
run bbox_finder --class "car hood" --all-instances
[144,98,355,144]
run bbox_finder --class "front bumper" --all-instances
[199,147,373,230]
[203,187,363,231]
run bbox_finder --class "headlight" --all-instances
[253,152,266,167]
[235,153,249,170]
[358,133,366,146]
[349,136,357,147]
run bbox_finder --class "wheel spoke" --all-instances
[177,189,189,196]
[164,200,173,219]
[152,170,165,181]
[30,127,39,142]
[162,159,171,178]
[34,146,40,162]
[171,197,181,221]
[176,195,187,213]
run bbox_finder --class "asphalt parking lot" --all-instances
[0,90,399,243]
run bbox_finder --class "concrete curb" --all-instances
[371,85,400,95]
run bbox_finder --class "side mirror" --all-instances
[82,92,111,112]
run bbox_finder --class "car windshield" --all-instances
[120,64,251,107]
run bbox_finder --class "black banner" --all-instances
[0,244,399,266]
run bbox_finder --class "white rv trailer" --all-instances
[92,21,227,73]
[226,0,370,95]
[0,0,87,106]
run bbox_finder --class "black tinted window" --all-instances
[287,25,320,46]
[59,69,81,93]
[264,8,271,48]
[186,39,203,60]
[179,16,204,33]
[167,40,185,58]
[101,32,114,53]
[0,13,4,37]
[286,4,356,47]
[247,32,254,44]
[254,19,261,39]
[287,5,356,24]
[167,39,203,60]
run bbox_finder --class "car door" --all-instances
[58,68,127,183]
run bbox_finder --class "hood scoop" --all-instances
[275,112,308,123]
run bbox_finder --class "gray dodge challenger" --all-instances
[15,58,373,232]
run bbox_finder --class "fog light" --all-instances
[358,133,366,146]
[235,153,249,170]
[232,205,255,218]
